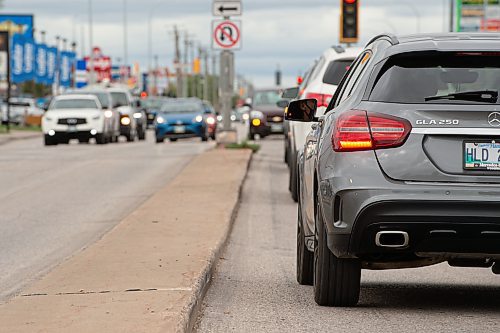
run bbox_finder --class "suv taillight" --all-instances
[332,110,411,152]
[305,92,332,108]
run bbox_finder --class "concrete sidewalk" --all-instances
[0,130,41,145]
[0,147,252,332]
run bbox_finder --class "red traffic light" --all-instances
[344,0,357,3]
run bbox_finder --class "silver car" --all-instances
[288,33,500,307]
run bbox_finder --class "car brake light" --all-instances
[305,92,332,108]
[332,110,411,152]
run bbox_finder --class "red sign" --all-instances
[481,19,500,32]
[84,47,112,82]
[212,20,241,50]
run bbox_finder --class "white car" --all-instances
[2,97,44,125]
[287,46,361,201]
[65,89,121,143]
[42,95,111,146]
[106,87,142,142]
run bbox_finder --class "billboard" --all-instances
[84,47,112,83]
[0,14,34,38]
[456,0,500,32]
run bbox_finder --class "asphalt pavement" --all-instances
[0,133,214,303]
[196,138,500,333]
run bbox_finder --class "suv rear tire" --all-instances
[297,201,313,285]
[314,200,361,307]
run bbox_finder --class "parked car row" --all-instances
[285,33,500,307]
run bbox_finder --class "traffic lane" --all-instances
[0,134,215,302]
[196,138,500,333]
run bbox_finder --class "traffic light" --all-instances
[193,58,201,74]
[340,0,359,44]
[275,69,282,87]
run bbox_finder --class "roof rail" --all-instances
[365,33,399,47]
[331,45,345,53]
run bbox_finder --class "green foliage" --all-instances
[225,140,260,153]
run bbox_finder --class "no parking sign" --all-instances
[212,20,241,50]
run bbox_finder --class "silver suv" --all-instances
[288,33,500,307]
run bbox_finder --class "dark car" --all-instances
[288,33,500,307]
[155,98,210,143]
[247,89,284,140]
[140,97,169,128]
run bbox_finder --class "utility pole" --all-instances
[123,0,128,84]
[183,31,189,97]
[173,25,182,98]
[88,0,94,86]
[154,54,158,96]
[211,52,217,107]
[203,48,209,101]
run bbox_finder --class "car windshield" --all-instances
[253,90,281,106]
[68,92,110,109]
[322,59,353,85]
[50,99,98,110]
[143,99,165,109]
[369,51,500,104]
[110,92,129,107]
[160,102,202,113]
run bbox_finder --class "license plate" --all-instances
[271,124,283,132]
[464,141,500,170]
[173,125,185,134]
[68,125,77,132]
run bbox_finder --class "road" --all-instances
[0,133,214,302]
[196,138,500,333]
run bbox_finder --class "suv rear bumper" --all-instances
[323,185,500,261]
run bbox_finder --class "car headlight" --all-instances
[104,110,113,118]
[206,116,216,125]
[242,113,249,121]
[252,118,261,127]
[250,110,264,119]
[195,115,203,123]
[230,115,236,121]
[217,115,223,122]
[133,112,142,119]
[121,116,131,125]
[156,116,165,124]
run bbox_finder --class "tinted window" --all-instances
[110,92,129,107]
[51,99,98,110]
[322,59,354,85]
[253,90,281,106]
[369,52,500,104]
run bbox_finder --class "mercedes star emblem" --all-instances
[488,112,500,127]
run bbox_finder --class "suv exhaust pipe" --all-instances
[375,231,409,248]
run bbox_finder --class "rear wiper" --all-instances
[425,90,498,103]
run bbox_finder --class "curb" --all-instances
[178,150,252,333]
[0,132,41,146]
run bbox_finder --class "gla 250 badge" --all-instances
[415,119,460,125]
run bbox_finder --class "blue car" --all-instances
[155,98,210,143]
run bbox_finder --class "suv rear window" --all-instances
[369,51,500,104]
[322,59,353,85]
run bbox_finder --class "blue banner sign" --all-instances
[23,37,35,81]
[0,15,34,38]
[45,47,57,85]
[35,43,47,84]
[11,33,24,83]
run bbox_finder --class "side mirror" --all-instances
[285,99,317,122]
[276,99,289,108]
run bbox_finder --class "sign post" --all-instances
[0,32,9,132]
[211,0,241,136]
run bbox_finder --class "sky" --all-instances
[2,0,452,87]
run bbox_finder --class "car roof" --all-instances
[54,94,99,101]
[369,33,500,56]
[321,46,363,61]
